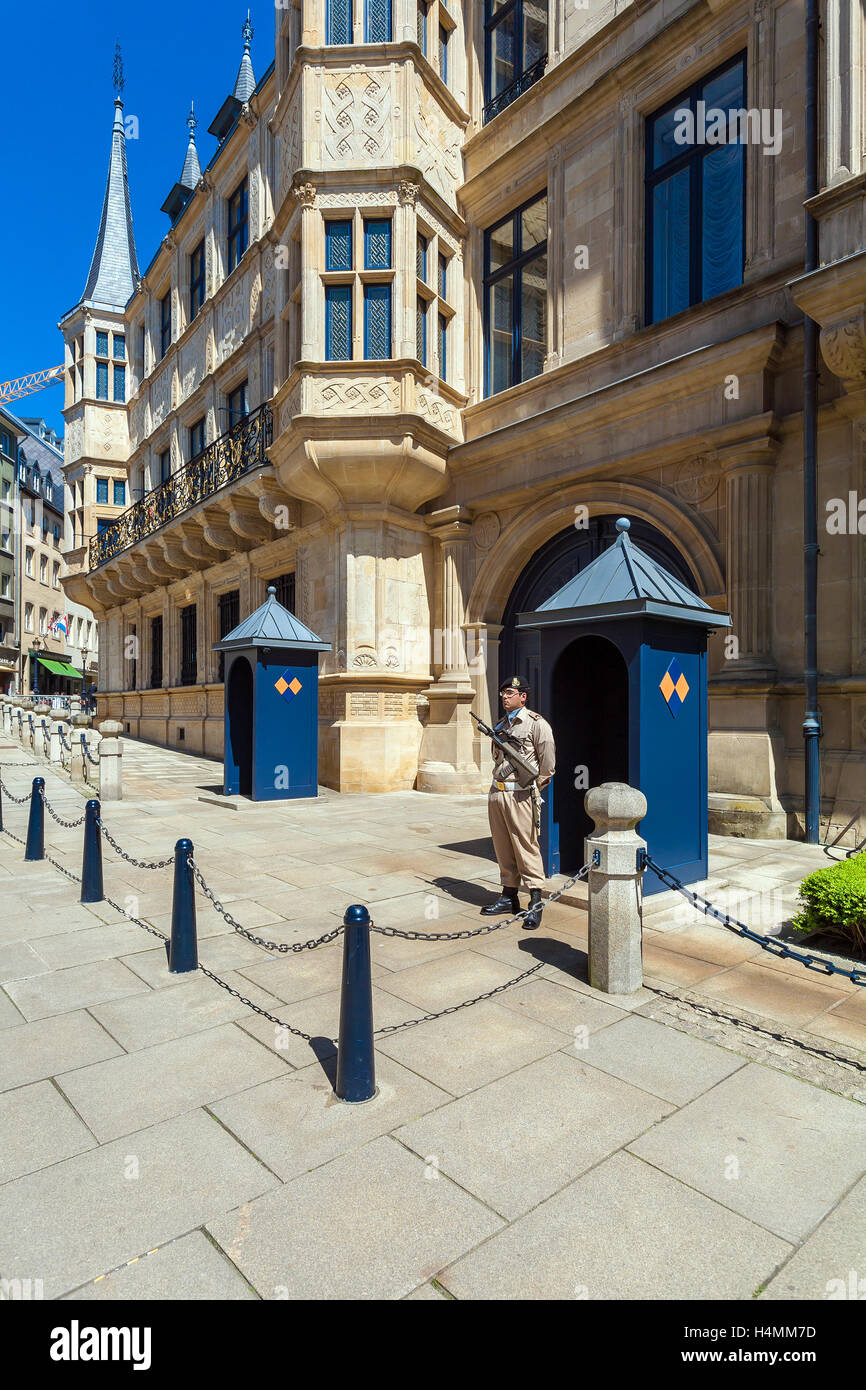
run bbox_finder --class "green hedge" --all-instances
[791,852,866,953]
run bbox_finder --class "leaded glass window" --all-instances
[483,191,547,396]
[113,364,125,402]
[364,284,391,359]
[416,296,427,366]
[189,240,206,319]
[326,285,352,360]
[327,0,352,44]
[96,361,109,401]
[364,219,391,270]
[325,220,353,271]
[365,0,392,43]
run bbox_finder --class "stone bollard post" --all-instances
[49,711,66,764]
[97,720,123,801]
[584,782,647,994]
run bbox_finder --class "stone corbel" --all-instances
[160,537,196,572]
[292,179,317,208]
[144,545,176,581]
[229,497,273,542]
[819,312,866,388]
[201,508,240,553]
[250,476,298,528]
[179,522,225,562]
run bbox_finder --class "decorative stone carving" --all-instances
[417,387,457,433]
[280,119,301,198]
[152,364,171,427]
[293,180,317,207]
[324,72,392,164]
[672,452,721,504]
[820,313,866,385]
[319,377,400,413]
[219,274,250,361]
[352,647,377,667]
[471,512,500,551]
[413,78,461,206]
[398,181,420,206]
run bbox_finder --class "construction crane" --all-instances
[0,365,65,405]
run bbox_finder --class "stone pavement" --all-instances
[0,736,864,1301]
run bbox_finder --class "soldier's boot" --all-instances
[522,888,544,930]
[481,888,520,916]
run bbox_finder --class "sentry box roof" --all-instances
[516,518,731,632]
[214,587,332,653]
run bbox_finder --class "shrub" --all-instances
[790,852,866,954]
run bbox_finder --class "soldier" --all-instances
[481,676,556,930]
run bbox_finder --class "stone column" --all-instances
[721,457,776,677]
[585,782,647,995]
[417,510,484,793]
[97,720,123,801]
[824,0,864,188]
[297,183,319,361]
[49,711,66,764]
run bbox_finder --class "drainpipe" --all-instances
[802,0,821,842]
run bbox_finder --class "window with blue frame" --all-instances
[326,285,352,360]
[645,53,746,324]
[327,0,352,43]
[113,334,125,360]
[158,449,171,484]
[418,0,428,55]
[189,240,206,319]
[417,233,428,283]
[113,364,125,403]
[364,219,391,269]
[325,220,353,271]
[484,0,547,123]
[416,297,427,366]
[113,480,126,506]
[96,478,109,504]
[96,331,109,357]
[364,284,391,359]
[159,291,172,359]
[365,0,392,43]
[227,178,249,273]
[96,362,109,401]
[96,517,110,534]
[438,252,448,300]
[439,24,448,83]
[439,313,447,381]
[483,191,548,396]
[189,417,206,459]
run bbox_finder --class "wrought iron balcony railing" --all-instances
[89,403,273,570]
[483,54,548,124]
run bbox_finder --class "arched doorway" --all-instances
[550,634,629,874]
[499,514,698,691]
[227,656,253,796]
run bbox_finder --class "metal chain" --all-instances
[58,728,72,753]
[95,815,174,870]
[374,958,546,1038]
[646,854,866,987]
[79,734,99,766]
[196,966,314,1039]
[0,775,30,804]
[369,864,590,941]
[188,855,344,953]
[39,790,86,829]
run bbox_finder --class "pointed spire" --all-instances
[82,45,139,307]
[233,12,256,103]
[180,102,202,190]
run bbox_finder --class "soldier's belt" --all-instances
[492,779,522,792]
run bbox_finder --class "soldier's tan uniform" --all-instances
[488,707,556,890]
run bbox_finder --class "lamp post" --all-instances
[80,644,90,711]
[31,634,44,696]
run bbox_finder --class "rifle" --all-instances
[469,710,539,790]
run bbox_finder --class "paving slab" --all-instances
[236,945,388,1006]
[210,1053,451,1182]
[0,940,52,982]
[0,1110,277,1299]
[376,948,539,1012]
[496,976,629,1039]
[0,1080,96,1183]
[760,1175,866,1300]
[0,987,24,1029]
[576,1014,746,1106]
[438,1151,792,1300]
[88,974,280,1052]
[693,961,850,1029]
[206,1135,503,1299]
[62,1231,258,1301]
[57,1024,292,1141]
[396,1050,673,1219]
[405,1280,450,1300]
[28,923,163,970]
[377,999,567,1097]
[119,933,278,989]
[628,1063,866,1243]
[235,984,425,1069]
[4,958,148,1020]
[0,1010,123,1090]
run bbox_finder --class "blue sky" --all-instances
[0,0,274,437]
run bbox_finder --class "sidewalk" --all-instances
[0,736,863,1300]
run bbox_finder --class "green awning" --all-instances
[36,658,82,679]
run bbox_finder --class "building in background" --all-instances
[11,416,98,695]
[0,411,20,691]
[60,4,866,843]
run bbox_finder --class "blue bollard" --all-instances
[335,904,377,1103]
[169,838,198,973]
[80,799,103,904]
[24,778,45,862]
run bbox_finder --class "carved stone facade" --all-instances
[58,1,865,841]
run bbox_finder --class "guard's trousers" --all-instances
[488,787,546,890]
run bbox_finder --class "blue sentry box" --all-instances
[216,587,331,802]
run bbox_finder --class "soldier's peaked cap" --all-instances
[500,675,530,693]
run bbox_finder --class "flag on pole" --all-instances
[50,614,69,639]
